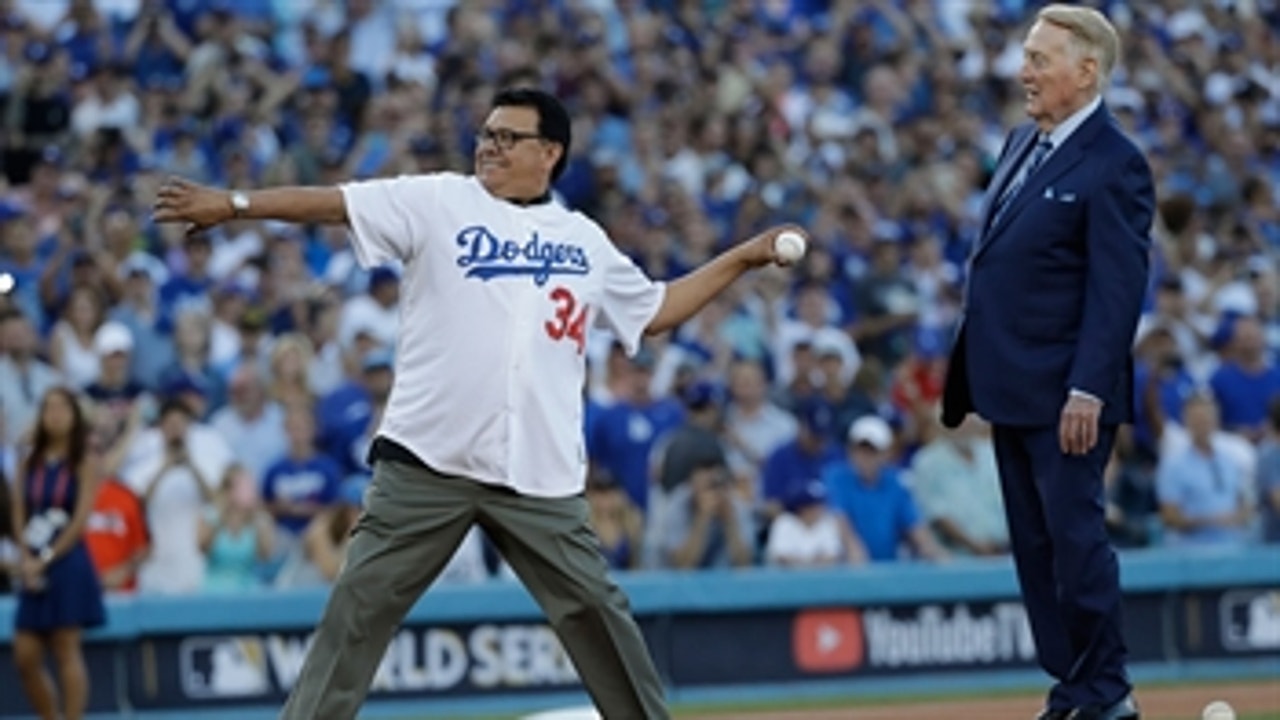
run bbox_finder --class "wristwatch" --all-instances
[229,190,250,218]
[38,546,54,565]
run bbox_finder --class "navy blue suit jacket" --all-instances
[942,104,1154,429]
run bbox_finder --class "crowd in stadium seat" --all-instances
[0,0,1277,594]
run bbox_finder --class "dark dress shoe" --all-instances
[1035,709,1072,720]
[1068,695,1140,720]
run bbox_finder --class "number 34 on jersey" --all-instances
[544,286,588,355]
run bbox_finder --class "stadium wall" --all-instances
[1,547,1277,719]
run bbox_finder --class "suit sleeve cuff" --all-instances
[1070,388,1103,405]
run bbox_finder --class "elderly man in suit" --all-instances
[942,6,1153,720]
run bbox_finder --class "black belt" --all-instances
[368,436,429,470]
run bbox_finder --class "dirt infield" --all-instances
[684,680,1280,720]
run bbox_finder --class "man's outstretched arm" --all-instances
[152,177,348,233]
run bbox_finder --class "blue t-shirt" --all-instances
[261,455,342,534]
[315,382,373,474]
[589,398,684,510]
[822,463,921,562]
[1210,362,1280,433]
[761,440,843,504]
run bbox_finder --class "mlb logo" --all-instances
[792,609,864,673]
[180,636,271,698]
[1220,590,1280,652]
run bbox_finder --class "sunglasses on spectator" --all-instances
[475,127,543,151]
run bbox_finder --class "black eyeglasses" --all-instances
[475,127,543,151]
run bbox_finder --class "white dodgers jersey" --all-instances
[339,173,665,497]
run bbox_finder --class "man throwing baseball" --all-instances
[152,87,803,720]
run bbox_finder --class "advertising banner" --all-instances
[1178,585,1280,660]
[125,618,600,710]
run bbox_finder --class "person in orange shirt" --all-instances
[84,477,150,593]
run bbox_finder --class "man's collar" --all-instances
[504,191,552,207]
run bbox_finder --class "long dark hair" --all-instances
[23,387,90,478]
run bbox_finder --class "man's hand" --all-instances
[152,177,233,235]
[1059,393,1102,455]
[740,224,809,269]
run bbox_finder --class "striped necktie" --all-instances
[991,135,1053,226]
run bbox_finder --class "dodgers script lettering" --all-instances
[455,225,590,286]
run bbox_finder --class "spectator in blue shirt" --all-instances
[262,405,342,539]
[315,347,392,475]
[822,415,946,563]
[1156,393,1252,546]
[761,397,842,521]
[590,349,684,511]
[1210,315,1280,442]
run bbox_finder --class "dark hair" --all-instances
[158,396,195,421]
[490,87,572,182]
[23,387,90,478]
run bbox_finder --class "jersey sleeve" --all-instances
[339,174,446,268]
[594,235,666,357]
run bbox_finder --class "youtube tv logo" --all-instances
[792,609,864,673]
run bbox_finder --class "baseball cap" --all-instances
[680,380,722,410]
[795,398,835,436]
[784,479,828,513]
[162,372,207,399]
[368,266,399,290]
[847,414,893,451]
[93,321,134,356]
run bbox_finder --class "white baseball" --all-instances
[774,230,807,263]
[1203,700,1236,720]
[0,273,13,294]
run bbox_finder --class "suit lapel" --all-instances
[978,128,1037,231]
[973,104,1114,262]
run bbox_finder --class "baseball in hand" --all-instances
[773,230,807,264]
[1203,701,1236,720]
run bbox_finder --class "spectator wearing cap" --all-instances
[821,415,947,563]
[0,201,48,329]
[108,255,171,389]
[585,466,645,571]
[909,413,1009,557]
[260,405,341,548]
[315,346,394,475]
[0,309,60,446]
[851,235,920,371]
[773,282,858,391]
[84,320,146,426]
[1156,393,1252,547]
[654,459,756,570]
[764,480,866,568]
[589,347,684,512]
[48,285,106,389]
[723,358,798,501]
[214,305,274,385]
[337,265,399,350]
[158,233,215,331]
[1209,315,1280,443]
[210,364,287,480]
[120,396,233,594]
[760,398,843,522]
[156,308,224,415]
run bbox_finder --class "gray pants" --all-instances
[279,459,669,720]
